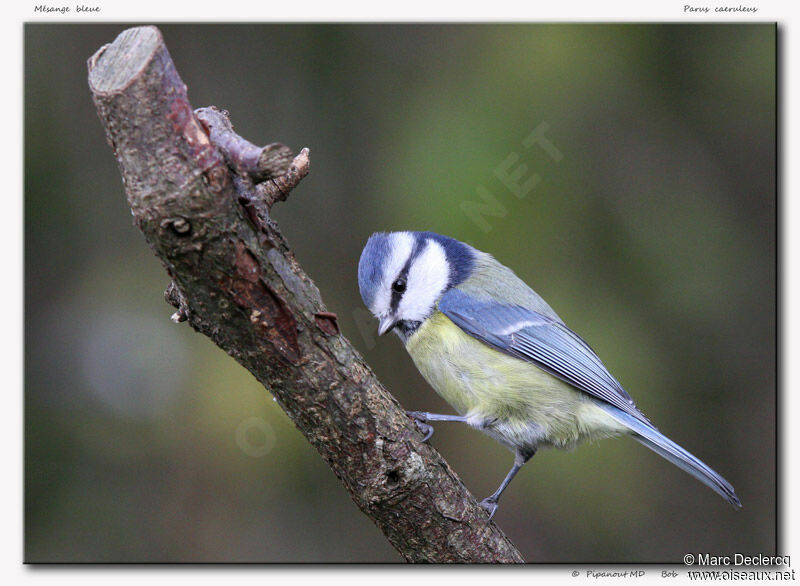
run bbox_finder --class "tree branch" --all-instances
[87,25,524,563]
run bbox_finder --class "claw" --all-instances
[406,411,435,442]
[417,421,434,442]
[479,497,499,520]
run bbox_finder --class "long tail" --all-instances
[600,405,742,509]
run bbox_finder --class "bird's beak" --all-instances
[378,316,397,336]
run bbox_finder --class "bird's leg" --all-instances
[479,448,536,519]
[406,411,469,442]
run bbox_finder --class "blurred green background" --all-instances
[25,24,775,562]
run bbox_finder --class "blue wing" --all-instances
[439,288,742,508]
[438,288,651,425]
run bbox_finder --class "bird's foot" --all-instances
[406,411,435,442]
[479,497,499,520]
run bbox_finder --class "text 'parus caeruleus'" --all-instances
[358,231,741,518]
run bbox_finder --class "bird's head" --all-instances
[357,231,475,339]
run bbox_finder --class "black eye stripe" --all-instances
[389,236,428,312]
[389,275,407,311]
[389,269,411,311]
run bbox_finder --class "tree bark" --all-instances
[87,25,524,563]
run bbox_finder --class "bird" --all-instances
[357,230,741,518]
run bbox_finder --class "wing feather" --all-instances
[438,288,651,425]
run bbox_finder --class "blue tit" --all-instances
[357,230,741,518]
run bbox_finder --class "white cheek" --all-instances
[398,240,449,322]
[370,232,414,316]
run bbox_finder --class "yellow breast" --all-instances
[404,311,627,448]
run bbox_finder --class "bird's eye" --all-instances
[392,278,407,293]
